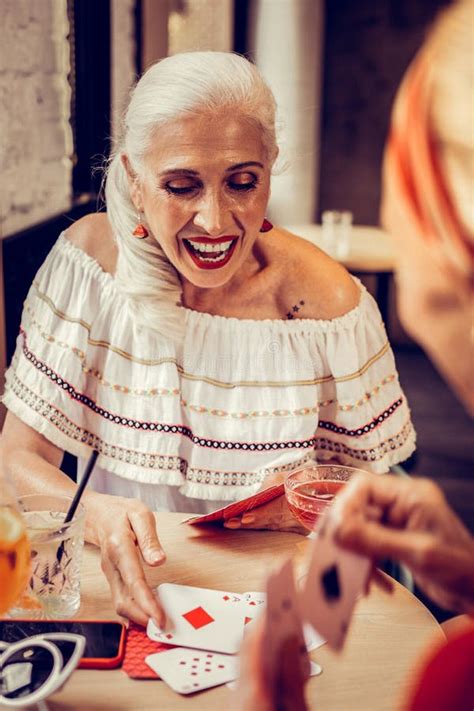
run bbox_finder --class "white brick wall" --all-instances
[111,0,137,145]
[0,0,73,239]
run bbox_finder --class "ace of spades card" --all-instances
[300,516,371,650]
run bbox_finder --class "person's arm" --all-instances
[331,473,474,614]
[1,411,167,626]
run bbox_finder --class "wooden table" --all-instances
[45,513,443,711]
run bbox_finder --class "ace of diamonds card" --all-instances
[147,583,244,654]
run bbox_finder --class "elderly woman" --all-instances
[238,1,474,709]
[0,52,414,624]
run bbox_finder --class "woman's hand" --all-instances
[85,492,167,627]
[238,616,309,711]
[223,493,307,534]
[331,473,474,614]
[223,472,307,534]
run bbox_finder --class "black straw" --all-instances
[56,449,99,564]
[64,449,99,523]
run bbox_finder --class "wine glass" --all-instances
[285,464,363,532]
[0,474,31,615]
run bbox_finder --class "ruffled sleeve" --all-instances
[2,234,113,458]
[309,284,416,473]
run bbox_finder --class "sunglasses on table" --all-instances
[0,632,85,707]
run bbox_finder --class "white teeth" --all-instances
[199,252,228,263]
[187,240,233,254]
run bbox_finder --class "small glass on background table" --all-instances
[8,495,85,619]
[285,464,362,532]
[321,209,353,259]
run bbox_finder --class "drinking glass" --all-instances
[8,495,85,619]
[285,464,362,531]
[321,210,353,258]
[0,476,31,615]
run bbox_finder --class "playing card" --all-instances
[242,591,266,627]
[183,483,285,525]
[241,591,325,652]
[146,647,239,694]
[147,584,244,654]
[300,516,371,650]
[262,559,311,690]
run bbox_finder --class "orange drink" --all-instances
[0,505,30,614]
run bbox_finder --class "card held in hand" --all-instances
[183,483,285,525]
[241,591,325,652]
[300,516,371,651]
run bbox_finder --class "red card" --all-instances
[183,483,285,525]
[122,622,175,679]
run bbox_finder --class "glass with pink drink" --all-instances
[285,464,362,531]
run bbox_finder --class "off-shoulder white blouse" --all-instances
[2,233,416,513]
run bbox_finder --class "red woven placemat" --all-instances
[122,622,175,679]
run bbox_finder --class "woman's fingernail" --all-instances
[224,518,241,529]
[149,549,166,564]
[152,617,163,630]
[241,513,255,525]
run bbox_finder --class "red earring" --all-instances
[260,218,273,233]
[132,223,148,239]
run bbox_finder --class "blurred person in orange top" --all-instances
[238,0,474,709]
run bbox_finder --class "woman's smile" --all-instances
[181,235,240,270]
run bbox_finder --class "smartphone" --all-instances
[0,619,127,669]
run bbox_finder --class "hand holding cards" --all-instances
[183,483,285,525]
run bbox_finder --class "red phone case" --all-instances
[0,618,126,670]
[78,619,127,669]
[183,483,285,525]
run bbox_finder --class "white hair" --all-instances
[104,51,278,339]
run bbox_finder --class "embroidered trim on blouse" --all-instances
[5,376,318,488]
[20,330,404,448]
[318,399,403,437]
[23,309,399,410]
[315,420,414,462]
[7,374,414,480]
[185,453,317,488]
[32,285,177,367]
[25,288,392,388]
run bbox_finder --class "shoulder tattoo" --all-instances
[286,300,305,320]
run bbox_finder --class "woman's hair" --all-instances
[105,51,278,339]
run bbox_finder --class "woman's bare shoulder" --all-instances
[270,227,360,320]
[65,213,117,275]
